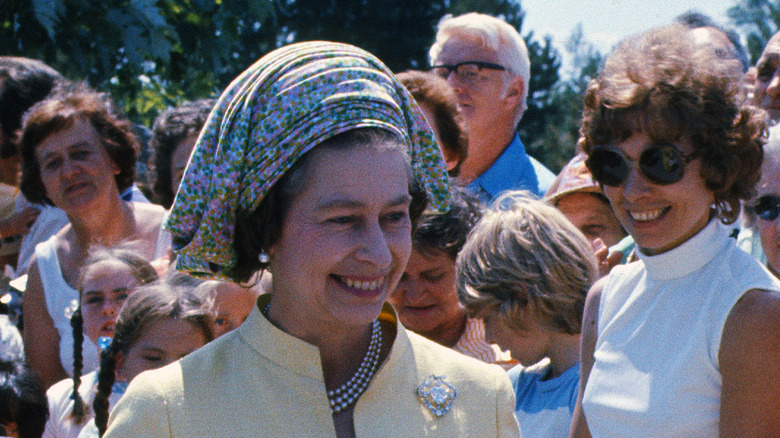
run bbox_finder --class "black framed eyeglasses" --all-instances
[752,195,780,221]
[428,61,506,83]
[585,144,698,187]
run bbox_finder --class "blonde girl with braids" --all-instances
[44,247,158,438]
[91,274,214,437]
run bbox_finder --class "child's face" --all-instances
[116,318,207,382]
[80,260,141,343]
[482,309,552,367]
[212,282,258,337]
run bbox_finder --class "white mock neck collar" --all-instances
[636,219,731,280]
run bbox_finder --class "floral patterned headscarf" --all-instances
[166,41,450,277]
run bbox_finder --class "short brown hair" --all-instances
[457,191,598,335]
[397,70,468,177]
[148,99,215,208]
[19,84,139,205]
[578,24,765,224]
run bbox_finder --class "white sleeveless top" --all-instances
[582,219,780,437]
[44,370,123,438]
[36,236,100,376]
[35,224,170,376]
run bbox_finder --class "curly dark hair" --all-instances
[229,128,429,283]
[397,70,468,177]
[412,185,481,261]
[18,83,139,205]
[578,24,766,224]
[147,99,215,208]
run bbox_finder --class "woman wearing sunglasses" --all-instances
[569,25,780,437]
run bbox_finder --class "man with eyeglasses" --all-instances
[428,13,555,204]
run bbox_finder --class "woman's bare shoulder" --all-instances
[129,202,168,229]
[720,288,780,377]
[131,201,167,218]
[124,203,168,257]
[719,288,780,436]
[722,288,780,351]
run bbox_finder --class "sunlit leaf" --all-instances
[32,0,65,39]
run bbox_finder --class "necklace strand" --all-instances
[262,304,382,413]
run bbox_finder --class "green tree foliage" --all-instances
[2,0,574,169]
[449,0,524,24]
[1,0,275,125]
[728,0,780,63]
[517,32,562,169]
[276,0,448,71]
[524,24,603,172]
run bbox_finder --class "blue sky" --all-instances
[520,0,739,73]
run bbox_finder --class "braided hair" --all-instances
[68,246,159,426]
[94,272,214,436]
[68,306,86,424]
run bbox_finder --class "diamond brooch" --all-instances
[417,375,457,417]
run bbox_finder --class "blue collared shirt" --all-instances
[467,134,556,204]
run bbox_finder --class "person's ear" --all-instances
[502,76,525,109]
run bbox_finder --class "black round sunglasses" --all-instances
[585,144,698,187]
[752,195,780,221]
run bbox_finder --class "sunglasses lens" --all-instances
[755,196,780,221]
[586,149,627,186]
[640,145,686,184]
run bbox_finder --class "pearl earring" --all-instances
[258,250,270,264]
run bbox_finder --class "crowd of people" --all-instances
[0,8,778,438]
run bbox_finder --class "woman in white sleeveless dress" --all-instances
[19,85,168,388]
[570,25,780,437]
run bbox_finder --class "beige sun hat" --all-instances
[544,153,603,205]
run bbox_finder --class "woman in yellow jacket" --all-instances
[103,41,520,438]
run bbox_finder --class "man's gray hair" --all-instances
[429,12,531,116]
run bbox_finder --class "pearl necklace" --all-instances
[262,304,382,414]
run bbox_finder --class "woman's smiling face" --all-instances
[601,131,714,255]
[268,140,414,332]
